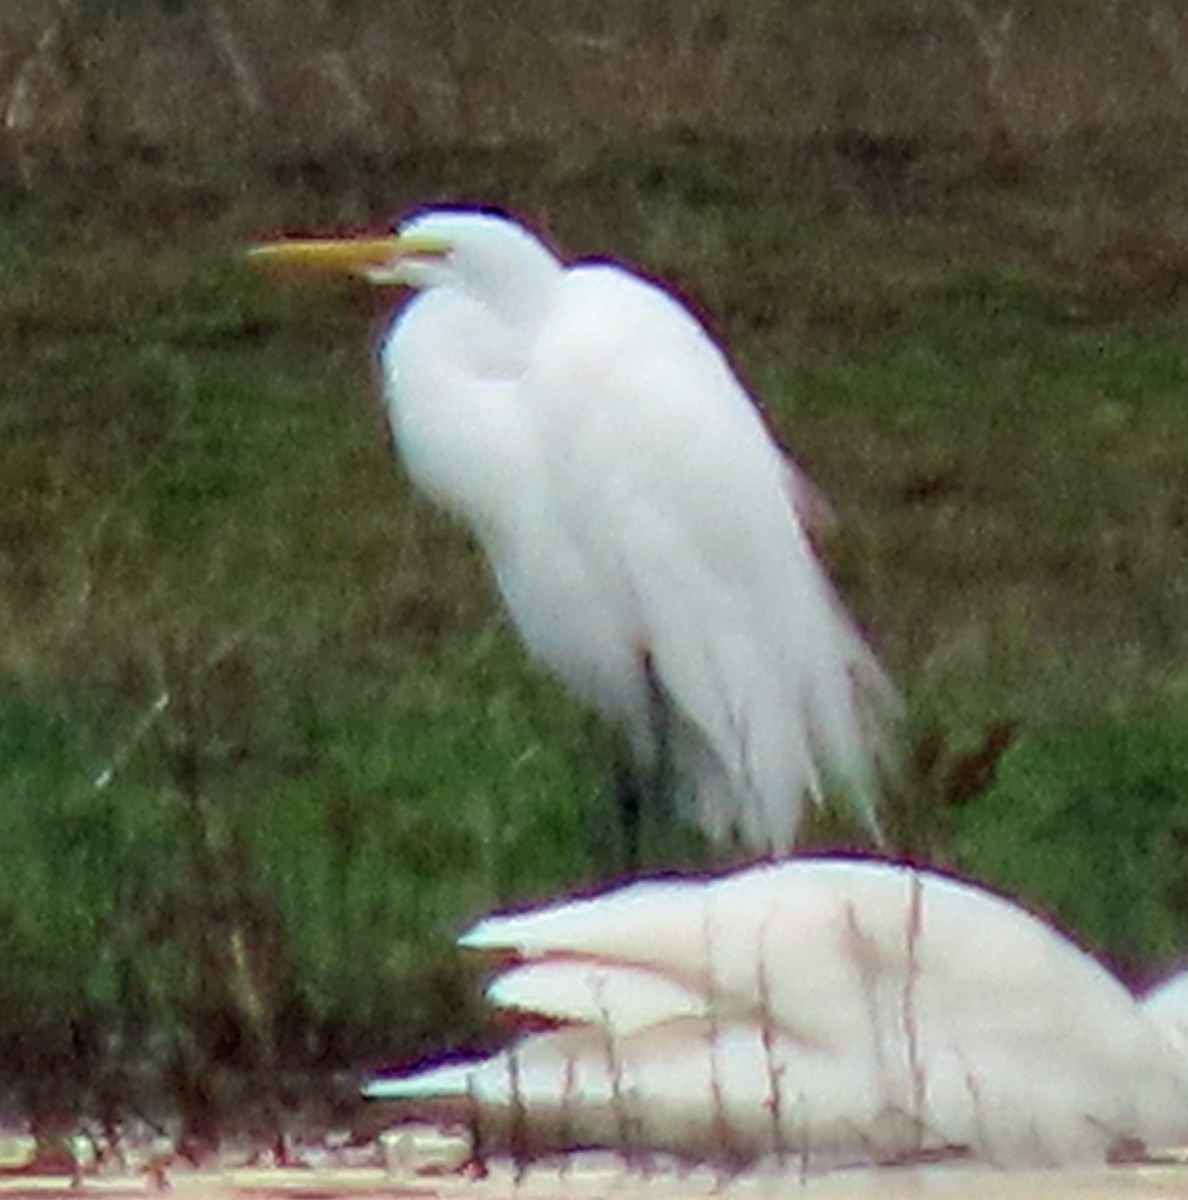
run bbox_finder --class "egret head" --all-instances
[248,207,563,309]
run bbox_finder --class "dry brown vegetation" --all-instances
[0,0,1184,143]
[3,1,1188,216]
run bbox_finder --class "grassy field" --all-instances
[2,0,1188,1139]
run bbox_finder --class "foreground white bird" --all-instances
[249,208,896,854]
[366,859,1188,1170]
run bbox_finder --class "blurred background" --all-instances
[2,0,1188,1143]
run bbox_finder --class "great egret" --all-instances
[249,209,897,854]
[366,858,1188,1169]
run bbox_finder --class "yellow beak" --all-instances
[246,232,449,279]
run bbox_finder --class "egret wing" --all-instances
[529,266,893,851]
[488,959,708,1035]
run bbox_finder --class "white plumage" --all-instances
[250,209,896,853]
[1141,968,1188,1060]
[367,859,1188,1170]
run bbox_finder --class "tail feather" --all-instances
[365,1059,479,1102]
[488,959,707,1036]
[627,474,897,856]
[656,570,897,855]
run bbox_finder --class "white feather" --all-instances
[376,859,1188,1168]
[378,211,895,852]
[487,959,708,1036]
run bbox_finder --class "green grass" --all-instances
[2,129,1188,1124]
[954,715,1188,984]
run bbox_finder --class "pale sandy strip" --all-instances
[3,1163,1188,1200]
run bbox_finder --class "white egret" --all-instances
[249,209,897,855]
[366,858,1188,1170]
